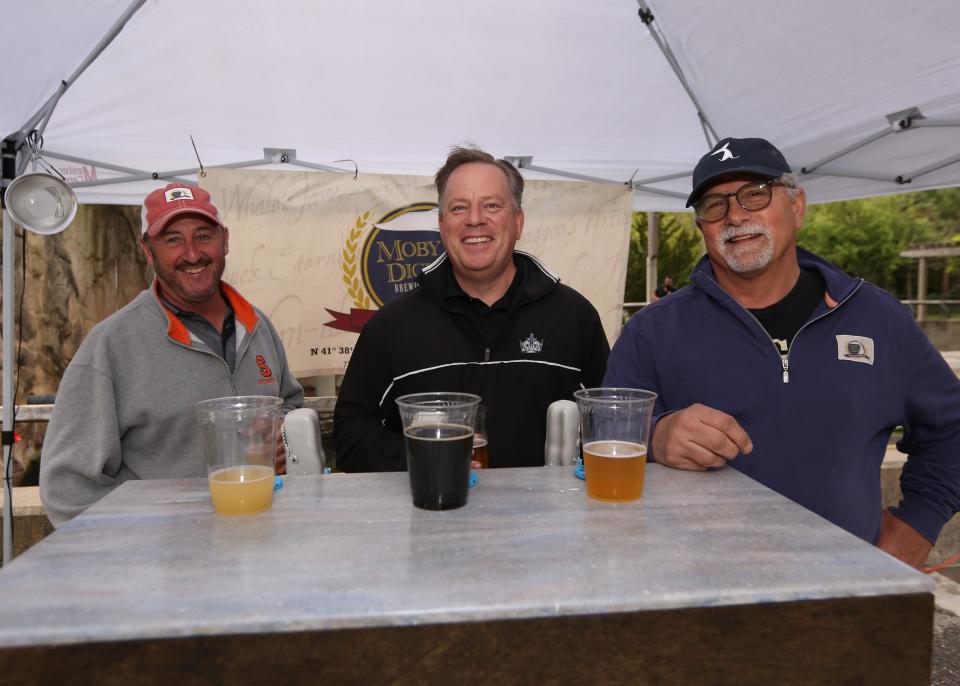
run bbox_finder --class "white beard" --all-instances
[715,221,775,273]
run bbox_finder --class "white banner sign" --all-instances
[205,169,632,376]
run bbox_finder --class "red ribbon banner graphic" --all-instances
[323,308,377,333]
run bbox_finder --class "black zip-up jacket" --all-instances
[334,252,609,471]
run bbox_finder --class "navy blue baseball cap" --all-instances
[686,137,792,207]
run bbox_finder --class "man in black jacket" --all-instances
[334,146,609,471]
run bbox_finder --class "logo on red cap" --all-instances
[164,188,195,202]
[141,183,223,237]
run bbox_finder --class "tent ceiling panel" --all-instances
[1,0,133,138]
[4,0,960,210]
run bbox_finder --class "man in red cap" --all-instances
[40,183,303,527]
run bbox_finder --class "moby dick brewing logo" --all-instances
[325,203,441,333]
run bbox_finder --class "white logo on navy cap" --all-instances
[710,142,739,163]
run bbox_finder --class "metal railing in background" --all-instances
[900,299,960,318]
[622,299,960,321]
[3,396,338,424]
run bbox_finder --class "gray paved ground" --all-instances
[931,572,960,685]
[933,606,960,685]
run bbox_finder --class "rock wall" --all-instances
[2,204,148,484]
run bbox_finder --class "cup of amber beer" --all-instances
[573,388,657,502]
[195,396,282,515]
[396,392,480,510]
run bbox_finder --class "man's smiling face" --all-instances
[141,215,228,311]
[437,162,524,284]
[697,175,805,278]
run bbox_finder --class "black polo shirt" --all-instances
[437,256,525,356]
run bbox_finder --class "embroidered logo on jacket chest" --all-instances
[256,355,277,383]
[836,335,874,365]
[520,333,543,354]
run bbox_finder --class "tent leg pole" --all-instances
[646,212,659,302]
[2,209,14,566]
[917,257,928,323]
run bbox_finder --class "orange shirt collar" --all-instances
[153,280,259,345]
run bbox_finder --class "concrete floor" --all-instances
[931,573,960,685]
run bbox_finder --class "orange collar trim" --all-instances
[220,281,259,333]
[153,280,259,345]
[153,281,192,345]
[824,291,839,308]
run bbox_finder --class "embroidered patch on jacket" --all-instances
[256,354,276,384]
[836,335,874,365]
[520,333,543,354]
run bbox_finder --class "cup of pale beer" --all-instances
[195,396,283,515]
[395,392,481,510]
[573,388,657,502]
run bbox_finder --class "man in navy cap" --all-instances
[604,137,960,568]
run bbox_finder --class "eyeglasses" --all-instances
[694,180,784,223]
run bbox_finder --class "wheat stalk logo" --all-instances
[342,211,372,309]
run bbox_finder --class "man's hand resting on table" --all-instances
[651,403,753,471]
[875,509,933,569]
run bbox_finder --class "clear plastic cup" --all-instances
[574,388,657,502]
[395,392,481,510]
[195,396,283,515]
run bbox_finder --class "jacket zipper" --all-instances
[779,281,863,383]
[704,275,864,385]
[171,337,242,393]
[484,347,491,362]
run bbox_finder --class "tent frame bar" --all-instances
[41,148,352,190]
[800,128,893,175]
[913,120,960,128]
[635,0,718,146]
[15,0,148,175]
[633,171,690,185]
[504,156,688,200]
[799,113,960,185]
[800,168,897,183]
[900,150,960,184]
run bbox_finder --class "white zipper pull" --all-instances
[781,356,789,384]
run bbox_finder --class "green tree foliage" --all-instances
[624,211,703,303]
[623,188,960,302]
[799,188,960,298]
[798,196,922,292]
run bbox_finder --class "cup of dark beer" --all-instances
[395,392,481,510]
[574,388,657,502]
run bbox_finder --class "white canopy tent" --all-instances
[1,0,959,564]
[3,0,960,210]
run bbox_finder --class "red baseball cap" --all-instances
[140,183,225,237]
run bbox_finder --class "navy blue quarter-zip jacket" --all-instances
[605,248,960,544]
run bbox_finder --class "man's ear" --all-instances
[138,236,154,266]
[791,187,807,229]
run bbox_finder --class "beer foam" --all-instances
[583,440,645,458]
